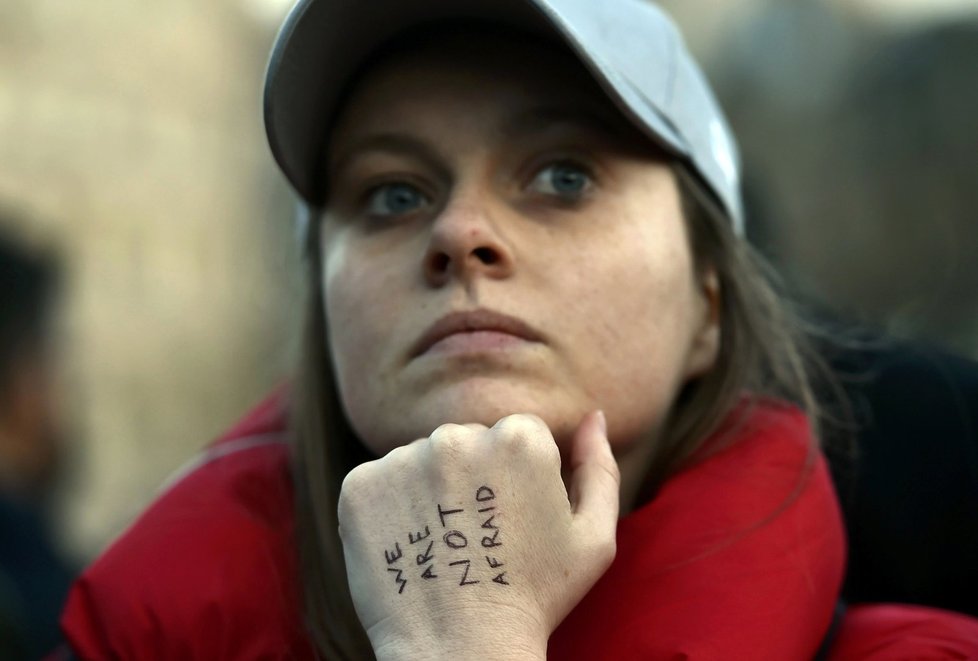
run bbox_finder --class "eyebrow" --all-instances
[498,106,630,141]
[328,134,447,181]
[328,105,636,179]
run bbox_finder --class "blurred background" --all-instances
[0,0,976,648]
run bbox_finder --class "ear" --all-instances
[683,267,721,379]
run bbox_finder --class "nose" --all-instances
[423,196,515,287]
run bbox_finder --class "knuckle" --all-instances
[340,461,372,494]
[491,413,559,462]
[383,442,413,465]
[338,461,374,519]
[429,422,469,441]
[427,422,473,457]
[492,413,549,442]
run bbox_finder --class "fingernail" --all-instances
[596,410,607,436]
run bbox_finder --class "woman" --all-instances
[59,1,978,659]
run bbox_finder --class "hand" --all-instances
[337,411,620,660]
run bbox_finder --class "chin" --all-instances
[417,378,584,444]
[346,376,588,457]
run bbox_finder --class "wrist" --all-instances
[372,637,547,661]
[368,608,549,661]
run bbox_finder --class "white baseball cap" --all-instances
[264,0,745,233]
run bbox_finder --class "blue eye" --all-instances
[365,183,429,217]
[528,162,593,199]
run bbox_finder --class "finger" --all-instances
[567,410,620,529]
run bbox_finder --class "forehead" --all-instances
[328,28,639,143]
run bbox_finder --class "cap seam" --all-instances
[663,22,678,113]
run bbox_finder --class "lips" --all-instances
[410,309,544,358]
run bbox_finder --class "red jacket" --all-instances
[60,394,978,659]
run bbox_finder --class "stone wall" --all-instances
[0,0,297,559]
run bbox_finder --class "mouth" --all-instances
[410,309,544,358]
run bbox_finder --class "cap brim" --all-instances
[263,0,689,207]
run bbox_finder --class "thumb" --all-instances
[567,410,620,529]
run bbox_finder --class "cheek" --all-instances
[577,263,691,384]
[321,235,423,444]
[322,243,389,400]
[563,205,701,435]
[579,212,697,342]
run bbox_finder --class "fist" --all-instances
[337,411,620,660]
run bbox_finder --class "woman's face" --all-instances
[321,34,719,462]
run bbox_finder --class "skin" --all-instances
[321,35,720,510]
[338,411,619,660]
[0,343,62,497]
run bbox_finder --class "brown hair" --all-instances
[290,209,374,658]
[288,157,827,657]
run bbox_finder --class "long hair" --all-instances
[290,208,376,658]
[288,159,828,658]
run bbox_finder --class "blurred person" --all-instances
[723,13,978,620]
[57,1,978,659]
[720,9,978,356]
[0,221,75,660]
[817,329,978,620]
[817,21,978,618]
[825,20,978,351]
